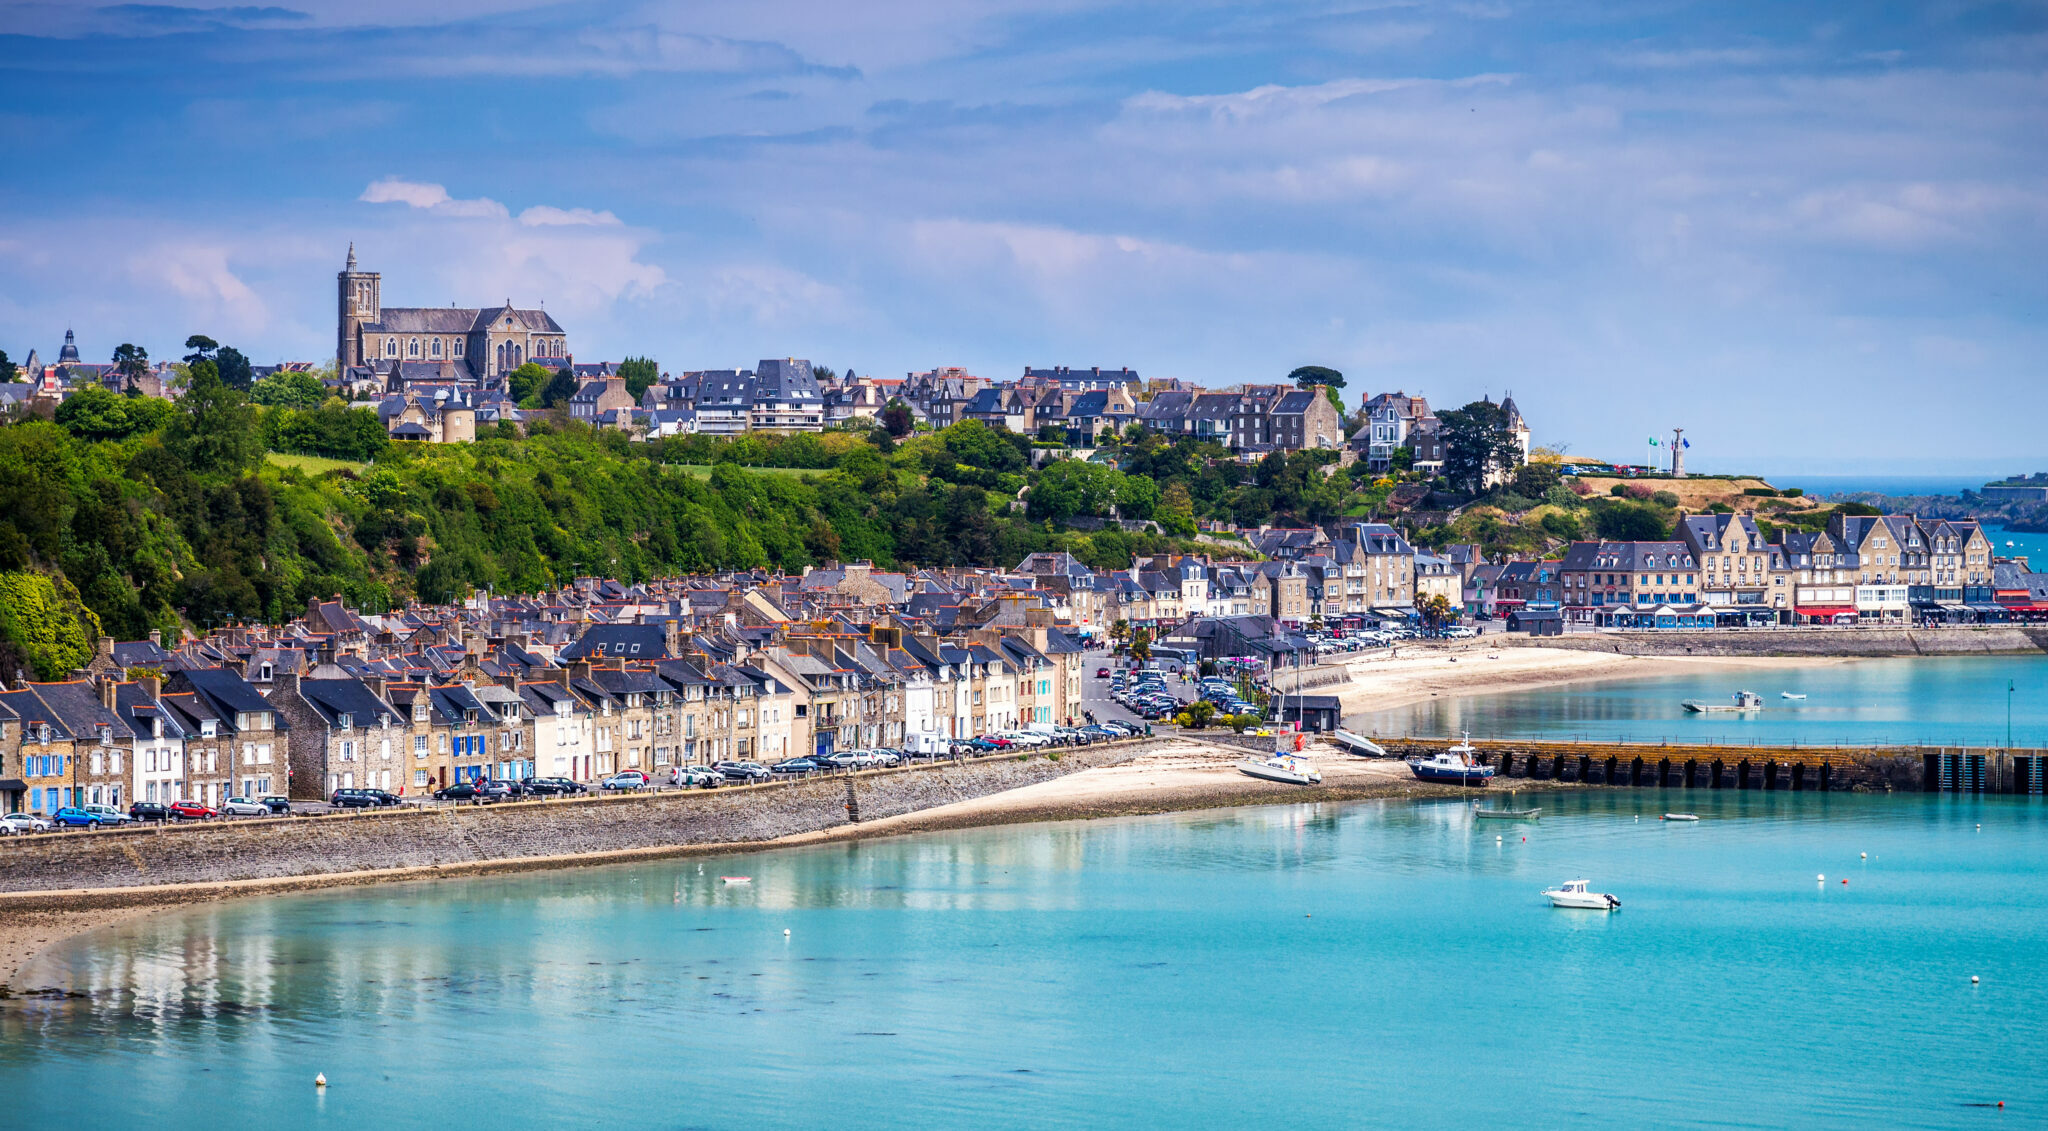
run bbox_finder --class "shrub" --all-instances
[1782,487,1803,497]
[1624,484,1654,500]
[1742,487,1779,497]
[1651,490,1680,507]
[1610,484,1629,497]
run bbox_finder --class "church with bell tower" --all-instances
[336,244,570,385]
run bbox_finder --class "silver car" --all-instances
[219,796,271,817]
[0,812,52,835]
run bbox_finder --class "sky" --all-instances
[1,0,2044,470]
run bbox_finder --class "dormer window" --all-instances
[201,720,217,738]
[337,713,352,730]
[259,663,272,681]
[38,724,52,743]
[99,725,112,744]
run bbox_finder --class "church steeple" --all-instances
[345,242,357,272]
[57,328,80,365]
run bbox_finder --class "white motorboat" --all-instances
[720,876,753,884]
[1542,879,1621,910]
[1239,754,1322,785]
[1331,729,1387,757]
[1661,813,1699,822]
[1683,690,1764,713]
[1781,692,1807,700]
[1408,735,1495,786]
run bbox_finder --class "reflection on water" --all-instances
[1355,655,2048,747]
[4,794,2047,1130]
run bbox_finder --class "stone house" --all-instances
[267,672,406,797]
[166,668,287,801]
[0,687,78,815]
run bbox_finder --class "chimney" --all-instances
[148,629,162,646]
[371,676,391,702]
[100,674,119,709]
[664,618,682,657]
[98,635,114,663]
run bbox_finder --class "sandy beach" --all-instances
[1326,641,1844,719]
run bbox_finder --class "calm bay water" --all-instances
[4,793,2046,1129]
[1356,655,2048,749]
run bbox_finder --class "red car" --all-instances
[1096,667,1111,678]
[167,799,218,820]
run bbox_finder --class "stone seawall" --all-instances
[0,745,1154,895]
[1505,625,2048,658]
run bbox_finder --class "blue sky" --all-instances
[2,0,2044,470]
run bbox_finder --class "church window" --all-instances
[454,339,464,358]
[431,338,442,358]
[385,338,397,358]
[408,338,420,358]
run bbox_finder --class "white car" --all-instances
[0,812,51,835]
[219,797,271,817]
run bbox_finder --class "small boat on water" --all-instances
[1409,735,1495,786]
[1542,879,1621,911]
[1239,753,1323,785]
[1781,691,1807,700]
[1331,729,1386,758]
[1683,690,1765,713]
[1661,813,1699,822]
[721,876,753,884]
[1473,800,1540,820]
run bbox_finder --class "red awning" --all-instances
[1794,606,1856,617]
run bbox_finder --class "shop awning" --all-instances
[0,779,26,793]
[1795,606,1856,617]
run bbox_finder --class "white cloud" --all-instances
[360,178,510,219]
[126,244,269,337]
[519,206,624,227]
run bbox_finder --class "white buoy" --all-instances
[1817,874,1825,883]
[1860,852,1867,859]
[1972,975,1981,984]
[315,1073,327,1088]
[783,928,791,936]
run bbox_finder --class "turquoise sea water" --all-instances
[4,793,2046,1129]
[1355,655,2048,749]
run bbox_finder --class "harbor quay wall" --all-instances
[0,744,1155,895]
[1504,625,2048,658]
[1378,736,2048,793]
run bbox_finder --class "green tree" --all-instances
[1437,400,1524,493]
[1158,480,1196,536]
[1511,462,1561,499]
[0,349,17,382]
[111,343,149,394]
[1594,501,1669,541]
[541,367,579,408]
[1288,365,1344,391]
[0,571,101,681]
[168,360,260,474]
[618,356,660,400]
[508,362,553,407]
[250,369,329,407]
[56,386,169,440]
[1175,700,1217,729]
[1419,593,1455,634]
[182,335,218,365]
[216,346,253,391]
[1129,626,1152,662]
[882,399,914,437]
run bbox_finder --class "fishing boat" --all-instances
[1781,691,1807,700]
[1661,813,1699,822]
[1331,729,1387,757]
[720,876,753,884]
[1472,799,1540,820]
[1683,690,1764,713]
[1409,735,1494,786]
[1542,879,1621,911]
[1239,753,1322,785]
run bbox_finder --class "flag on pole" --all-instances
[1682,437,1690,449]
[1647,437,1658,446]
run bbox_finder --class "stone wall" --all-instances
[1504,625,2048,658]
[0,744,1153,894]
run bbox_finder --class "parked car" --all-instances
[167,799,218,820]
[601,771,651,792]
[433,783,485,802]
[83,803,134,825]
[813,751,859,770]
[473,780,516,802]
[50,806,106,829]
[521,777,587,796]
[771,757,822,776]
[127,801,172,823]
[1096,667,1112,678]
[330,788,400,809]
[219,796,271,817]
[0,812,52,834]
[260,796,295,815]
[717,761,773,783]
[674,766,725,788]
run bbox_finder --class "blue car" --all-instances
[771,758,822,776]
[51,806,109,829]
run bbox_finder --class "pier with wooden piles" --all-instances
[1377,736,2048,794]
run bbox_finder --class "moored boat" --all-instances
[1331,729,1386,758]
[1542,879,1620,910]
[1661,813,1699,822]
[1473,801,1540,820]
[1683,690,1765,713]
[1781,691,1806,700]
[1409,735,1494,787]
[1239,754,1322,785]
